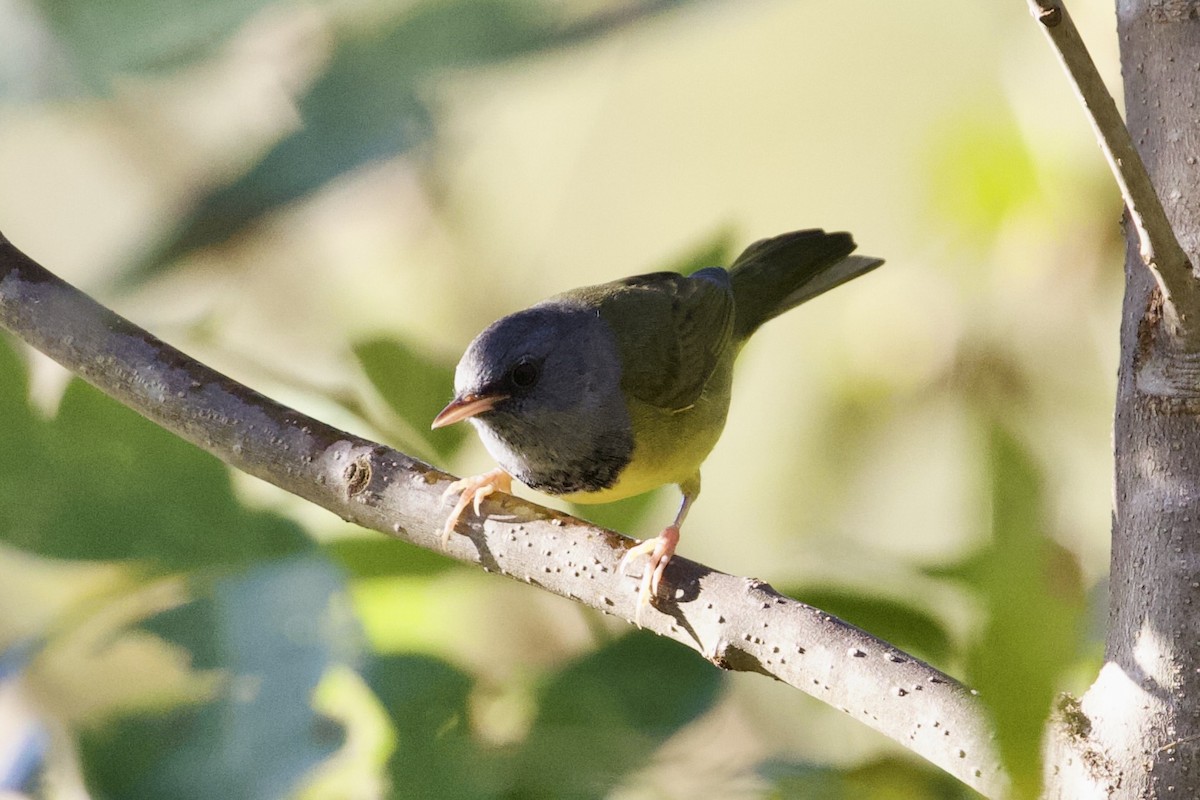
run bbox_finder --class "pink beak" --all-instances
[431,391,508,429]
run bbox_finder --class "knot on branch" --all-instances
[1136,289,1200,402]
[707,639,772,676]
[1036,3,1063,27]
[345,457,373,498]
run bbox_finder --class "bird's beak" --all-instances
[431,391,508,429]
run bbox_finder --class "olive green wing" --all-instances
[572,268,734,411]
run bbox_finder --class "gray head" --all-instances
[431,301,634,495]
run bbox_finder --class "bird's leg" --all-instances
[440,467,513,545]
[619,475,700,626]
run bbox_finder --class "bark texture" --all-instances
[1047,2,1200,797]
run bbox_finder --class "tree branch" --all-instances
[0,232,1008,798]
[1026,0,1198,343]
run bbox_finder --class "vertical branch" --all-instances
[1026,0,1198,341]
[1031,1,1200,797]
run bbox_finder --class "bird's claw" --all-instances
[619,525,680,627]
[440,468,512,546]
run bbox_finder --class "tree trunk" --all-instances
[1045,2,1200,797]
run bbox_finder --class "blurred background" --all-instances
[0,0,1123,797]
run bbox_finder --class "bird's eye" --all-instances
[509,359,540,389]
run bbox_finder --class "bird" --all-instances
[431,229,883,622]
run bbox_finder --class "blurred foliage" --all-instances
[324,536,459,580]
[923,105,1041,247]
[512,632,721,797]
[779,585,953,666]
[929,422,1085,800]
[78,556,352,800]
[570,487,666,535]
[0,0,1118,797]
[112,0,700,284]
[0,330,353,797]
[354,336,468,462]
[662,227,736,277]
[29,0,280,88]
[368,632,721,798]
[760,756,982,800]
[0,354,309,568]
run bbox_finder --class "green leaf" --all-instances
[923,104,1039,244]
[364,631,722,798]
[78,554,354,800]
[30,0,279,92]
[0,374,308,567]
[121,0,566,277]
[324,536,458,579]
[354,337,466,462]
[664,228,736,276]
[938,422,1085,800]
[779,585,954,665]
[0,334,29,411]
[759,761,847,800]
[0,335,36,458]
[761,755,982,799]
[569,488,665,536]
[367,654,498,800]
[512,631,723,798]
[123,0,700,282]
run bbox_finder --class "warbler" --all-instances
[432,229,882,619]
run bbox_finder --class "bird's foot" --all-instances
[440,467,513,546]
[618,525,680,627]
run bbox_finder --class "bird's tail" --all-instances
[728,229,883,341]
